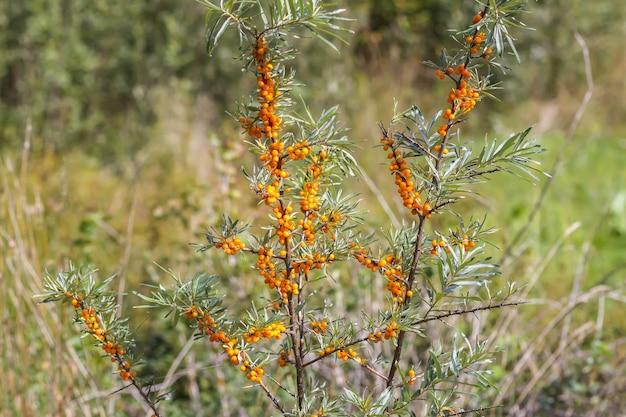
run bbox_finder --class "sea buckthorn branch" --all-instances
[431,0,528,155]
[135,271,264,383]
[198,0,352,56]
[197,215,250,254]
[411,299,526,328]
[189,2,361,414]
[135,268,289,410]
[40,1,543,416]
[37,266,163,417]
[366,1,544,411]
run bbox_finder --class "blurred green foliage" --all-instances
[2,0,625,158]
[0,0,241,159]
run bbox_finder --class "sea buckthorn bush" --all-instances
[38,1,544,416]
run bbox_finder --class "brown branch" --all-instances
[258,379,286,414]
[411,301,526,327]
[449,167,505,182]
[448,405,503,416]
[386,215,427,387]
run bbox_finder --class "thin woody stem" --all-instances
[258,379,286,414]
[412,301,525,326]
[387,6,494,388]
[386,215,427,386]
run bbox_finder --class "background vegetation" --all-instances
[1,0,625,416]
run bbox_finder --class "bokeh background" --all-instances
[2,1,625,416]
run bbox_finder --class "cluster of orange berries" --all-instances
[184,305,222,338]
[407,369,417,385]
[437,124,449,138]
[352,246,376,272]
[184,306,239,361]
[447,78,480,114]
[435,64,471,82]
[245,36,282,141]
[384,321,400,339]
[215,237,246,255]
[273,205,295,245]
[318,344,365,363]
[386,275,409,304]
[222,339,246,365]
[442,107,456,122]
[430,239,451,255]
[118,361,136,381]
[238,39,281,140]
[243,321,286,343]
[278,349,291,367]
[244,36,288,213]
[299,181,320,213]
[465,32,487,47]
[368,330,383,343]
[256,247,278,286]
[67,293,106,342]
[298,180,321,245]
[468,11,494,57]
[183,306,253,381]
[259,141,289,180]
[380,254,411,303]
[430,234,476,255]
[81,304,106,340]
[433,145,449,156]
[319,210,343,234]
[292,252,335,275]
[66,292,136,382]
[318,345,335,357]
[307,150,327,179]
[367,322,399,342]
[310,320,328,334]
[102,340,124,357]
[256,247,299,301]
[239,117,263,139]
[460,234,477,251]
[253,181,281,205]
[297,176,326,244]
[337,347,359,361]
[436,63,480,137]
[287,140,312,161]
[276,348,292,367]
[245,366,264,382]
[352,250,414,304]
[298,216,316,245]
[175,317,252,382]
[380,137,428,216]
[466,31,491,57]
[232,349,264,382]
